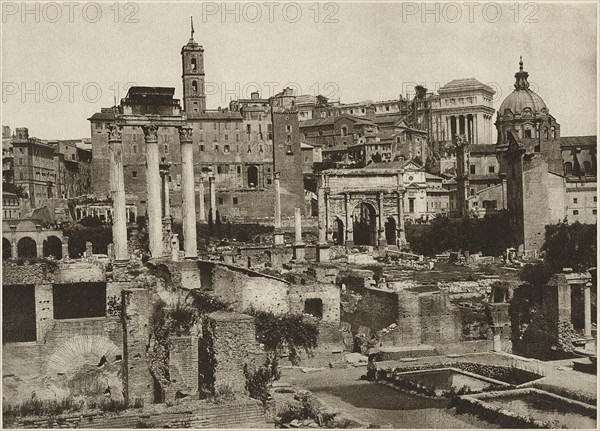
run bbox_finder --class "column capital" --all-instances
[178,125,193,143]
[107,123,123,142]
[142,124,159,143]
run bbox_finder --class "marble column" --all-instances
[293,207,305,261]
[142,124,163,259]
[273,172,284,245]
[377,192,386,246]
[108,123,128,262]
[344,193,353,246]
[584,282,592,337]
[209,175,216,222]
[396,172,406,246]
[179,126,197,259]
[317,175,327,244]
[294,207,302,243]
[198,176,206,222]
[162,170,170,218]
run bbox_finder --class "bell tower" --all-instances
[181,17,205,114]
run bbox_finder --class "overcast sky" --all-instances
[1,1,597,140]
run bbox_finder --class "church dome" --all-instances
[499,57,547,115]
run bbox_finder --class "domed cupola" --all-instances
[495,57,560,153]
[499,57,548,117]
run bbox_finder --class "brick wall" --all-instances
[200,312,260,394]
[5,397,270,429]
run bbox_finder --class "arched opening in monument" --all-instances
[17,236,37,258]
[352,202,377,246]
[247,165,258,187]
[3,238,11,260]
[385,217,397,245]
[333,218,344,245]
[43,235,62,259]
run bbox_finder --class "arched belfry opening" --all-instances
[352,202,377,246]
[333,218,344,245]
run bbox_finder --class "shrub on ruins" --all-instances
[542,221,597,273]
[406,212,512,256]
[3,397,83,419]
[63,220,112,257]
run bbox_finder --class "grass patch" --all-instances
[3,397,83,419]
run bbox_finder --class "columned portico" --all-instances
[107,123,128,262]
[142,124,163,258]
[179,126,197,259]
[198,175,206,222]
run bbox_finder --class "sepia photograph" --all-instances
[1,1,598,429]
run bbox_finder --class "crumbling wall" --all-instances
[288,283,340,322]
[199,312,259,395]
[341,286,398,331]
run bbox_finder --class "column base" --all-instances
[316,244,331,263]
[293,243,306,262]
[378,239,388,249]
[274,231,285,246]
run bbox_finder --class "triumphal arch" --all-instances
[317,168,407,248]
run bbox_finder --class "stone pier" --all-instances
[584,282,592,337]
[108,123,128,261]
[179,126,198,259]
[273,172,284,245]
[142,124,163,258]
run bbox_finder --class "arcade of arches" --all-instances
[318,170,407,248]
[2,221,68,260]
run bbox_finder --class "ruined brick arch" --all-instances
[48,335,121,375]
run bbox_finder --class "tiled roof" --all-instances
[469,144,496,154]
[558,136,596,148]
[438,78,495,94]
[87,112,116,121]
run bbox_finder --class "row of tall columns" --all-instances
[446,114,477,144]
[107,124,128,261]
[107,123,200,262]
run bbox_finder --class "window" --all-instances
[199,122,203,130]
[218,197,224,205]
[214,145,219,152]
[193,102,199,112]
[192,81,198,93]
[53,283,106,319]
[132,171,138,179]
[341,126,348,137]
[224,134,229,141]
[573,210,579,215]
[3,285,36,342]
[594,196,597,202]
[199,145,205,152]
[132,144,138,154]
[583,161,592,174]
[573,198,578,204]
[164,144,169,154]
[191,57,197,71]
[213,133,218,142]
[593,209,597,215]
[470,188,475,196]
[551,126,556,139]
[488,165,495,173]
[233,197,238,205]
[470,165,476,175]
[224,145,230,153]
[213,123,217,130]
[236,133,240,142]
[199,133,204,142]
[217,166,222,174]
[564,162,573,175]
[524,129,532,138]
[237,166,241,174]
[246,124,251,134]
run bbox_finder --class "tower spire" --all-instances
[519,55,523,71]
[190,16,195,41]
